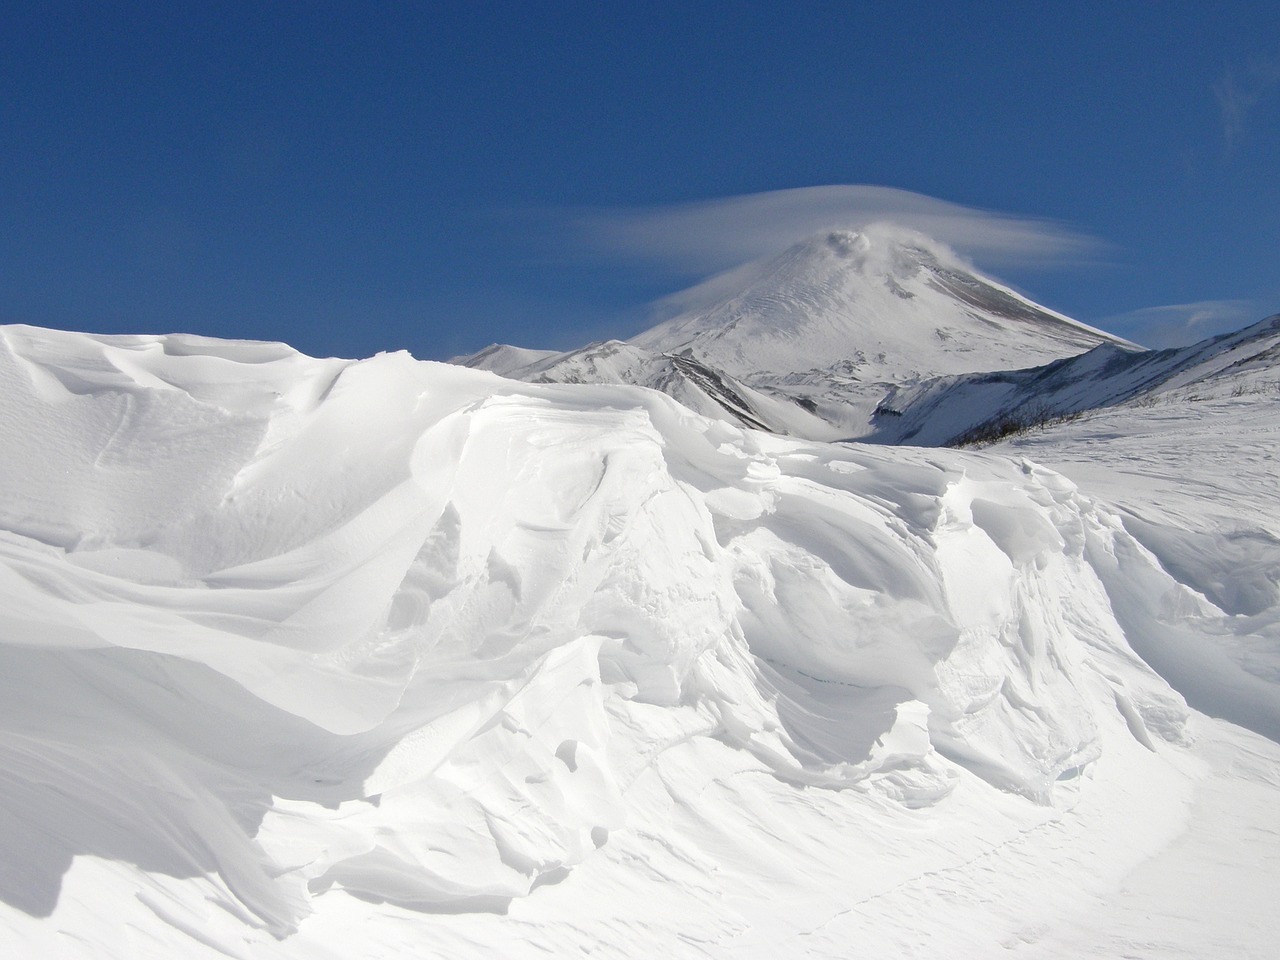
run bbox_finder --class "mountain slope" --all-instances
[7,323,1278,957]
[458,226,1133,440]
[869,313,1280,446]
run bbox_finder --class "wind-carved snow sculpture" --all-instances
[0,325,1190,939]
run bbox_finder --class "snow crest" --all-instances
[0,325,1193,941]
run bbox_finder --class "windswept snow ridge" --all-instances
[990,316,1280,743]
[6,323,1271,958]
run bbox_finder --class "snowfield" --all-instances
[2,319,1278,958]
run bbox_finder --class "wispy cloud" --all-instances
[1214,57,1280,155]
[1102,300,1265,348]
[542,185,1105,276]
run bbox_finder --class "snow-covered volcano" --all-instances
[459,226,1133,439]
[632,225,1127,381]
[3,322,1279,958]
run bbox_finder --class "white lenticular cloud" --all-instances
[561,185,1103,273]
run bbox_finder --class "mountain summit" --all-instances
[631,225,1127,382]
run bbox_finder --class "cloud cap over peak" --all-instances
[558,185,1105,276]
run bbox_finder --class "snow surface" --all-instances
[3,320,1279,958]
[995,325,1280,741]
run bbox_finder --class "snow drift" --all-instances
[2,322,1249,957]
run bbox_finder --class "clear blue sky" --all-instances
[2,2,1277,360]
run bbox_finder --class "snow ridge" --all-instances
[3,256,1280,956]
[0,323,1235,957]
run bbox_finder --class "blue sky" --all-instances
[2,2,1277,360]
